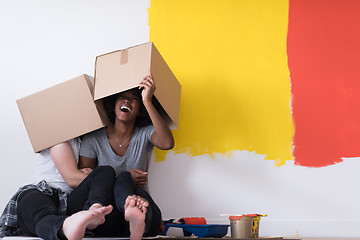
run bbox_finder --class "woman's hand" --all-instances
[139,73,175,150]
[128,168,148,187]
[139,73,156,103]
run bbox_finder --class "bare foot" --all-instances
[124,195,137,210]
[61,205,113,240]
[135,196,149,213]
[124,196,148,240]
[87,203,113,229]
[89,202,103,210]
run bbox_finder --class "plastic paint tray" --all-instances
[164,224,229,238]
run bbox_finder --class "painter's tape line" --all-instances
[120,49,128,65]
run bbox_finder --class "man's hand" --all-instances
[79,168,93,175]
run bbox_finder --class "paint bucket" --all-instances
[229,215,256,238]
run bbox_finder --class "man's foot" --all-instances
[87,203,113,229]
[124,196,148,240]
[61,205,113,240]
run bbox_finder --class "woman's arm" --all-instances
[139,74,175,150]
[50,142,89,188]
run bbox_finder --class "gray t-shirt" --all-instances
[80,125,155,175]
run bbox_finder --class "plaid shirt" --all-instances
[0,180,68,237]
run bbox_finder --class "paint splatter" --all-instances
[149,0,293,165]
[288,0,360,167]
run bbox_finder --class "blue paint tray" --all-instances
[164,224,229,238]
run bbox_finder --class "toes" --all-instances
[124,196,136,209]
[142,199,149,208]
[124,195,149,214]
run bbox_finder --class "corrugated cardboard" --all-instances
[17,74,107,152]
[94,42,181,129]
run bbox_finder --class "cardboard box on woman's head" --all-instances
[94,42,181,130]
[17,74,107,153]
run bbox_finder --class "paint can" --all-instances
[229,215,256,238]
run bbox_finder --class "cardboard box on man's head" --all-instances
[17,74,108,153]
[94,42,181,130]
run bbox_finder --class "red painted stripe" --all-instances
[287,0,360,167]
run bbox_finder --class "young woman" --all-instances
[79,74,174,240]
[0,138,115,240]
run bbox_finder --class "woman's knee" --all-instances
[115,171,134,190]
[116,171,132,181]
[113,171,134,204]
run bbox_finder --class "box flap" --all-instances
[150,43,181,129]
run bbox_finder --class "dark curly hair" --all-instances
[103,88,153,127]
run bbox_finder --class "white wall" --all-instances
[0,0,149,217]
[1,0,360,238]
[149,153,360,237]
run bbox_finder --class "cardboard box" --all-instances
[94,42,181,129]
[17,74,107,152]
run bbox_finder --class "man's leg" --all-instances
[17,189,66,240]
[67,166,116,214]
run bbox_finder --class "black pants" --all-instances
[17,166,115,240]
[111,171,163,237]
[85,171,163,237]
[67,166,116,213]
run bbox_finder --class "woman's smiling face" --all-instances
[114,88,142,123]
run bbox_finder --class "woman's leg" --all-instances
[114,171,163,237]
[114,171,147,240]
[113,171,136,212]
[67,166,116,215]
[17,189,66,240]
[67,166,131,237]
[134,187,163,236]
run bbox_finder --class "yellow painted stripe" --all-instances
[149,0,294,165]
